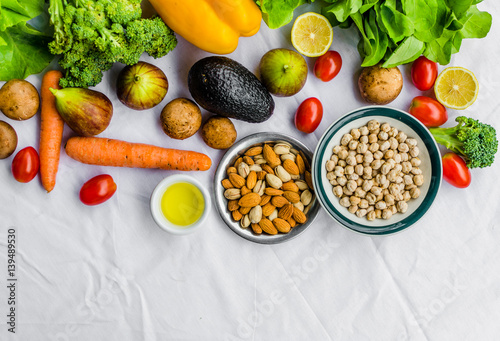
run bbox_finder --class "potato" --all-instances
[160,98,202,140]
[0,120,18,159]
[0,79,40,120]
[201,116,237,149]
[358,65,403,105]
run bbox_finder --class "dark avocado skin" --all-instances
[188,56,275,123]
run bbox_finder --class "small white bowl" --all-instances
[150,174,211,235]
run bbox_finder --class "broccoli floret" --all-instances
[101,0,142,25]
[47,0,177,88]
[125,16,178,59]
[430,116,498,168]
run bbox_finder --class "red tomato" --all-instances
[11,147,39,183]
[314,51,342,82]
[411,56,438,91]
[442,153,471,188]
[409,96,448,127]
[294,97,323,134]
[80,174,117,206]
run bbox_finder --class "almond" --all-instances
[273,218,291,233]
[261,202,276,216]
[238,193,261,208]
[251,223,262,235]
[240,186,251,196]
[271,195,289,208]
[283,191,301,204]
[282,181,299,192]
[283,159,300,175]
[292,206,307,224]
[227,200,239,212]
[227,166,237,175]
[245,146,263,157]
[246,171,257,190]
[305,170,313,189]
[263,144,281,168]
[239,206,251,215]
[264,187,283,196]
[278,204,294,220]
[259,194,271,206]
[221,178,233,189]
[232,210,243,221]
[257,171,267,180]
[242,156,254,166]
[287,217,297,228]
[261,164,274,175]
[296,154,306,174]
[233,157,243,169]
[259,218,278,235]
[229,173,246,188]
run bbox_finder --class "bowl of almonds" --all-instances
[214,132,320,244]
[312,106,442,235]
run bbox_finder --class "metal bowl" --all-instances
[214,132,320,244]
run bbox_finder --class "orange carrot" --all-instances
[40,70,64,192]
[65,137,212,171]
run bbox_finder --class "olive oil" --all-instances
[160,182,205,227]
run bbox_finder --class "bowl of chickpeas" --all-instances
[311,106,442,235]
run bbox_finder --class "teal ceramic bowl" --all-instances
[312,106,442,235]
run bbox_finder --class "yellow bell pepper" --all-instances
[149,0,262,54]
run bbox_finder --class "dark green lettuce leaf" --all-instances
[0,22,53,80]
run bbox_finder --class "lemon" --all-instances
[434,67,479,110]
[291,12,333,58]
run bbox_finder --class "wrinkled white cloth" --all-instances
[1,2,500,341]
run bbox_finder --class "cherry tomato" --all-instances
[314,51,342,82]
[11,147,39,183]
[411,56,438,91]
[80,174,117,206]
[294,97,323,134]
[409,96,448,127]
[442,153,471,188]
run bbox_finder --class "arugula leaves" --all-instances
[321,0,492,67]
[0,0,53,81]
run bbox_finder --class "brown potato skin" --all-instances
[160,98,202,140]
[358,65,403,105]
[201,116,237,149]
[0,120,18,159]
[0,79,40,120]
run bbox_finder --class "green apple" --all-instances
[259,48,308,97]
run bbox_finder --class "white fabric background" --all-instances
[1,2,500,340]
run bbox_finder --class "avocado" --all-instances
[188,56,275,123]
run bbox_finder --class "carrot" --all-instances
[39,70,65,193]
[65,137,212,171]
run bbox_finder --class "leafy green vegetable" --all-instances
[48,0,177,88]
[0,22,53,80]
[319,0,492,67]
[429,116,498,168]
[0,0,53,81]
[255,0,315,29]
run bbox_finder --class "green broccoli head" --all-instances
[430,116,498,168]
[48,0,177,88]
[125,16,177,59]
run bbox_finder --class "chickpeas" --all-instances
[326,119,425,221]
